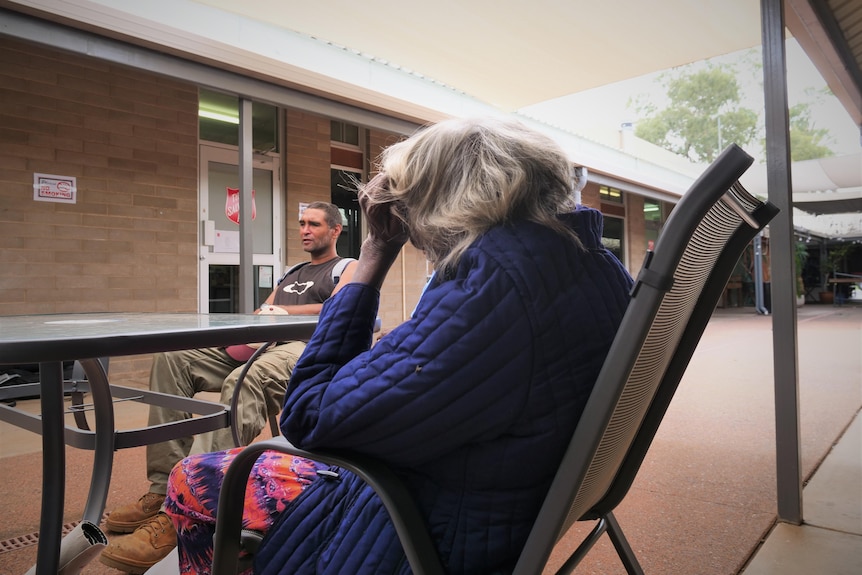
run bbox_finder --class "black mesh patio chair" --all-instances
[211,144,778,575]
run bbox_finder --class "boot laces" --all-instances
[139,513,171,537]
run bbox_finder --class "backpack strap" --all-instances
[332,258,356,285]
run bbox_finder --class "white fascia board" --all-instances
[519,117,693,198]
[9,0,695,199]
[9,0,485,122]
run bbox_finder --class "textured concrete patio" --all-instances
[1,303,859,574]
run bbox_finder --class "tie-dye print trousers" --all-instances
[164,447,326,575]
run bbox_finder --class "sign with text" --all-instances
[33,173,77,203]
[225,187,256,224]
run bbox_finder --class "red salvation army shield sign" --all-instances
[225,188,256,224]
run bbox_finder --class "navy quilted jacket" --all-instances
[256,206,633,574]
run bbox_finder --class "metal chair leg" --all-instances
[605,512,645,575]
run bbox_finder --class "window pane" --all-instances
[208,265,272,313]
[644,200,662,251]
[344,123,360,145]
[207,161,274,254]
[331,169,362,259]
[331,120,360,146]
[602,216,625,262]
[199,88,278,153]
[330,120,343,142]
[600,185,624,204]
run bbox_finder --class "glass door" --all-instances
[198,145,282,313]
[331,169,363,259]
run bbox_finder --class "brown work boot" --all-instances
[104,492,166,533]
[99,512,177,574]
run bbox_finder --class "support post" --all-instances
[761,0,802,524]
[239,98,255,313]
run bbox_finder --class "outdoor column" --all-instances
[761,0,803,524]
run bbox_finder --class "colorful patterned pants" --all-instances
[164,447,325,575]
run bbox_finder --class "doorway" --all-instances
[198,145,282,312]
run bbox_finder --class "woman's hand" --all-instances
[352,173,410,289]
[358,173,409,252]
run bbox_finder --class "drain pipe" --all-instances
[754,232,769,315]
[573,166,588,205]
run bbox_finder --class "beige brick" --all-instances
[0,36,198,312]
[3,37,435,331]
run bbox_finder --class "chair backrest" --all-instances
[513,144,779,573]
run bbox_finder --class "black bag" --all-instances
[0,362,76,401]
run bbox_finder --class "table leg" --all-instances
[79,358,115,524]
[36,361,64,575]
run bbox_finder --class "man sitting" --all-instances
[99,202,356,573]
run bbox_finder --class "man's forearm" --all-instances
[260,303,324,315]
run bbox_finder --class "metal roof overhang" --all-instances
[1,0,861,531]
[2,1,858,209]
[3,0,857,127]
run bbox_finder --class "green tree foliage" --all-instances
[785,101,834,161]
[634,66,758,163]
[634,56,836,164]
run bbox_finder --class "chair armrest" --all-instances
[228,342,275,447]
[228,319,382,447]
[212,436,445,575]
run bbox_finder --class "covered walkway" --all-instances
[1,302,859,574]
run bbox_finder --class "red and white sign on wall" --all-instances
[225,187,256,224]
[33,173,77,204]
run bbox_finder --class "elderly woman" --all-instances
[163,116,633,574]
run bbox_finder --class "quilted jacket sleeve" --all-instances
[280,253,534,467]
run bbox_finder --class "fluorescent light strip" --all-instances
[199,109,239,124]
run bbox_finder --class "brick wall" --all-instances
[581,181,602,210]
[0,37,199,383]
[0,35,657,385]
[284,110,332,266]
[579,181,651,275]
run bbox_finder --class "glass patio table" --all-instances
[0,312,318,575]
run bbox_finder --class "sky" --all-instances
[520,39,860,162]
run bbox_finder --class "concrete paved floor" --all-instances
[739,411,861,575]
[544,303,862,575]
[0,303,859,574]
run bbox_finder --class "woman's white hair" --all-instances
[364,116,580,274]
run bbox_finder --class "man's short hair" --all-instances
[303,201,342,229]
